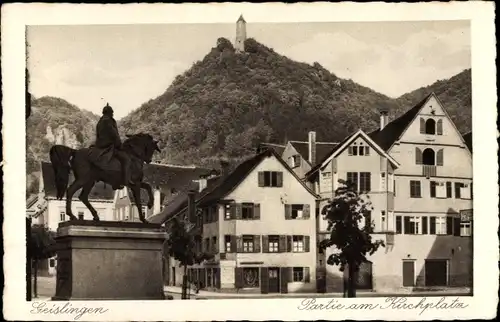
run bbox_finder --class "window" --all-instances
[435,217,446,235]
[422,148,436,165]
[242,235,254,253]
[346,172,358,191]
[349,146,358,156]
[259,171,283,187]
[212,236,217,253]
[242,203,254,219]
[430,217,436,234]
[322,172,332,179]
[291,205,304,219]
[292,267,305,282]
[242,267,259,288]
[404,216,420,234]
[455,182,463,198]
[349,145,369,156]
[460,221,472,236]
[446,182,453,198]
[381,211,386,231]
[268,235,279,253]
[290,155,301,168]
[410,181,421,198]
[430,181,437,198]
[59,211,66,222]
[225,235,232,252]
[425,119,436,135]
[292,236,304,252]
[77,211,84,219]
[49,258,56,267]
[359,172,371,192]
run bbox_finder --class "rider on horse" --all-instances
[95,103,131,190]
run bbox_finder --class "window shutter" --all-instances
[365,147,370,156]
[262,235,269,253]
[280,267,289,293]
[284,204,292,220]
[415,148,422,165]
[230,235,237,253]
[430,217,436,234]
[304,235,310,252]
[436,149,444,166]
[254,235,261,253]
[332,158,337,173]
[236,235,243,253]
[446,217,453,235]
[276,172,283,187]
[286,235,292,252]
[380,156,387,172]
[304,267,311,283]
[348,146,353,156]
[303,204,310,219]
[260,267,269,294]
[453,217,461,236]
[215,268,221,289]
[436,119,443,135]
[235,204,243,219]
[422,216,428,234]
[254,204,261,220]
[234,267,244,288]
[396,216,402,234]
[279,235,287,253]
[403,216,411,234]
[258,172,265,187]
[420,117,425,133]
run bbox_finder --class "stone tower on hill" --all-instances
[235,14,247,52]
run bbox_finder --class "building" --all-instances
[113,162,214,222]
[151,148,319,294]
[29,161,116,275]
[306,92,473,292]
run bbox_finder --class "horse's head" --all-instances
[124,133,161,164]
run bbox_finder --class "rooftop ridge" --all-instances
[289,140,338,144]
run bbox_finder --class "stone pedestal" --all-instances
[52,221,166,300]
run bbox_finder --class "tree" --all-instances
[28,224,57,298]
[319,179,385,298]
[164,215,213,299]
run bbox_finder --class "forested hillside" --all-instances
[119,37,401,166]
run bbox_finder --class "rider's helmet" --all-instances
[102,103,114,115]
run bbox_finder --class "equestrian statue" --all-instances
[49,103,161,223]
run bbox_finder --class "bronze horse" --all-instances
[49,133,161,223]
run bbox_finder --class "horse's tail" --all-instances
[49,145,76,200]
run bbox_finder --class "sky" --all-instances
[27,20,470,119]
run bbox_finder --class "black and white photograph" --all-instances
[2,2,497,321]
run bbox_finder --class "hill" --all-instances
[26,96,99,195]
[393,69,471,134]
[119,37,401,166]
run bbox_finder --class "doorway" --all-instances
[268,267,280,293]
[425,259,448,286]
[402,260,415,287]
[357,261,373,290]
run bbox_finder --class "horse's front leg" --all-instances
[130,184,147,223]
[79,181,100,221]
[141,182,154,210]
[65,179,84,221]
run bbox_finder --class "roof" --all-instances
[142,163,213,188]
[462,131,472,152]
[41,162,115,200]
[149,148,318,224]
[26,194,39,208]
[257,142,286,156]
[368,93,433,151]
[289,141,339,166]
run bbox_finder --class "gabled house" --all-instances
[304,92,473,293]
[156,148,319,294]
[113,162,214,222]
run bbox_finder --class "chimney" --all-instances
[187,190,196,223]
[153,186,161,215]
[220,160,230,177]
[198,175,208,192]
[380,110,389,130]
[308,131,317,165]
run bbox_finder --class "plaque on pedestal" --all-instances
[52,220,166,300]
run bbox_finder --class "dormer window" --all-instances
[420,117,443,135]
[290,155,301,168]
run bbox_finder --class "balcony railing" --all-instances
[422,165,437,178]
